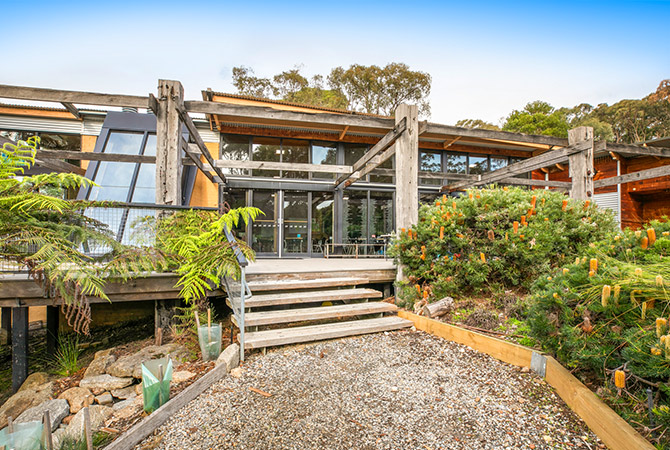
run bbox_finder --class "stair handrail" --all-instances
[221,225,251,362]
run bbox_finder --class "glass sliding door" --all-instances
[251,190,279,255]
[343,191,368,245]
[283,191,309,255]
[311,192,333,254]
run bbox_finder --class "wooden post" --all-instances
[155,79,184,206]
[568,126,594,201]
[83,406,93,450]
[154,300,176,340]
[11,306,28,393]
[44,409,54,450]
[1,307,10,346]
[46,305,58,355]
[394,104,419,281]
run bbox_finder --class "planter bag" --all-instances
[142,357,173,413]
[0,421,44,450]
[197,324,222,361]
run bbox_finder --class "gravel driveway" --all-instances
[138,330,601,450]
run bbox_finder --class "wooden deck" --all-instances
[0,258,396,307]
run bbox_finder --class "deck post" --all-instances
[568,126,594,201]
[12,306,29,393]
[1,306,10,345]
[155,79,184,206]
[46,305,59,355]
[394,104,419,281]
[154,299,177,339]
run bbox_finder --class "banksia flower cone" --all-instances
[614,285,621,305]
[641,237,649,250]
[415,285,421,295]
[614,370,625,389]
[590,258,598,273]
[657,275,664,286]
[530,195,537,208]
[487,230,495,241]
[601,285,611,307]
[563,268,570,275]
[480,252,486,263]
[656,318,668,338]
[584,200,590,209]
[635,230,642,238]
[513,221,519,234]
[439,226,444,240]
[562,200,568,211]
[635,268,643,277]
[648,228,657,245]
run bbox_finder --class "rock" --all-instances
[84,352,116,378]
[0,382,53,428]
[16,399,69,432]
[106,343,189,379]
[216,344,240,372]
[52,427,67,449]
[64,405,113,439]
[58,387,94,414]
[17,372,49,392]
[79,374,133,395]
[390,387,399,393]
[95,392,113,405]
[111,385,137,399]
[172,371,196,384]
[62,414,75,425]
[112,397,137,411]
[112,399,143,420]
[135,383,143,395]
[521,367,531,373]
[230,367,243,379]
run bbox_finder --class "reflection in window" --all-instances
[490,156,508,171]
[252,137,280,178]
[370,155,393,184]
[220,135,249,175]
[312,142,337,180]
[444,153,467,174]
[420,151,442,185]
[311,192,333,253]
[343,191,367,243]
[282,139,309,179]
[344,145,368,182]
[469,155,488,175]
[87,133,145,202]
[510,157,530,179]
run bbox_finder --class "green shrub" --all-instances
[54,333,81,377]
[389,186,616,306]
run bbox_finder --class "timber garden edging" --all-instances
[398,310,654,450]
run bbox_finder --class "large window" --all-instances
[311,141,337,180]
[282,139,309,179]
[490,156,508,171]
[252,137,281,178]
[220,135,250,175]
[311,192,333,253]
[87,132,145,202]
[420,151,442,186]
[444,153,467,174]
[468,155,489,175]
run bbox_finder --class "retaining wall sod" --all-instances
[398,310,653,450]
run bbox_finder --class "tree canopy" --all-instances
[231,63,432,117]
[459,79,670,143]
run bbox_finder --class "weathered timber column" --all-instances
[154,80,184,333]
[12,306,28,392]
[394,104,419,281]
[46,305,59,355]
[568,126,594,200]
[1,306,10,345]
[155,79,184,206]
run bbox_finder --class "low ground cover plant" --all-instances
[389,186,617,308]
[528,219,670,446]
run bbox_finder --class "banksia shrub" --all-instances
[602,285,611,307]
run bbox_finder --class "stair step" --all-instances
[232,302,398,327]
[247,276,369,293]
[242,316,413,349]
[228,288,382,308]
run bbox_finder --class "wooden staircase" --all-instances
[227,276,412,350]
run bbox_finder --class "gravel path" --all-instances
[138,330,601,450]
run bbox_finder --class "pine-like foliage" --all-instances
[0,137,170,334]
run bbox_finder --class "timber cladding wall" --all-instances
[398,311,654,450]
[189,141,219,208]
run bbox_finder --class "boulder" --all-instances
[0,382,53,428]
[52,427,67,450]
[106,343,189,379]
[172,370,196,384]
[110,385,137,399]
[216,344,240,372]
[111,397,137,411]
[64,405,112,440]
[84,352,116,379]
[17,372,49,392]
[111,397,142,420]
[79,374,133,395]
[135,383,143,395]
[16,399,69,432]
[58,386,94,414]
[95,392,113,405]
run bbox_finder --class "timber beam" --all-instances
[60,102,81,119]
[604,142,670,158]
[424,123,568,147]
[0,84,149,109]
[334,117,407,189]
[443,141,592,191]
[594,164,670,188]
[176,103,227,185]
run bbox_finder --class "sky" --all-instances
[2,0,669,125]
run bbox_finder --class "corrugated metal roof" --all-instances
[0,102,110,114]
[204,90,389,118]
